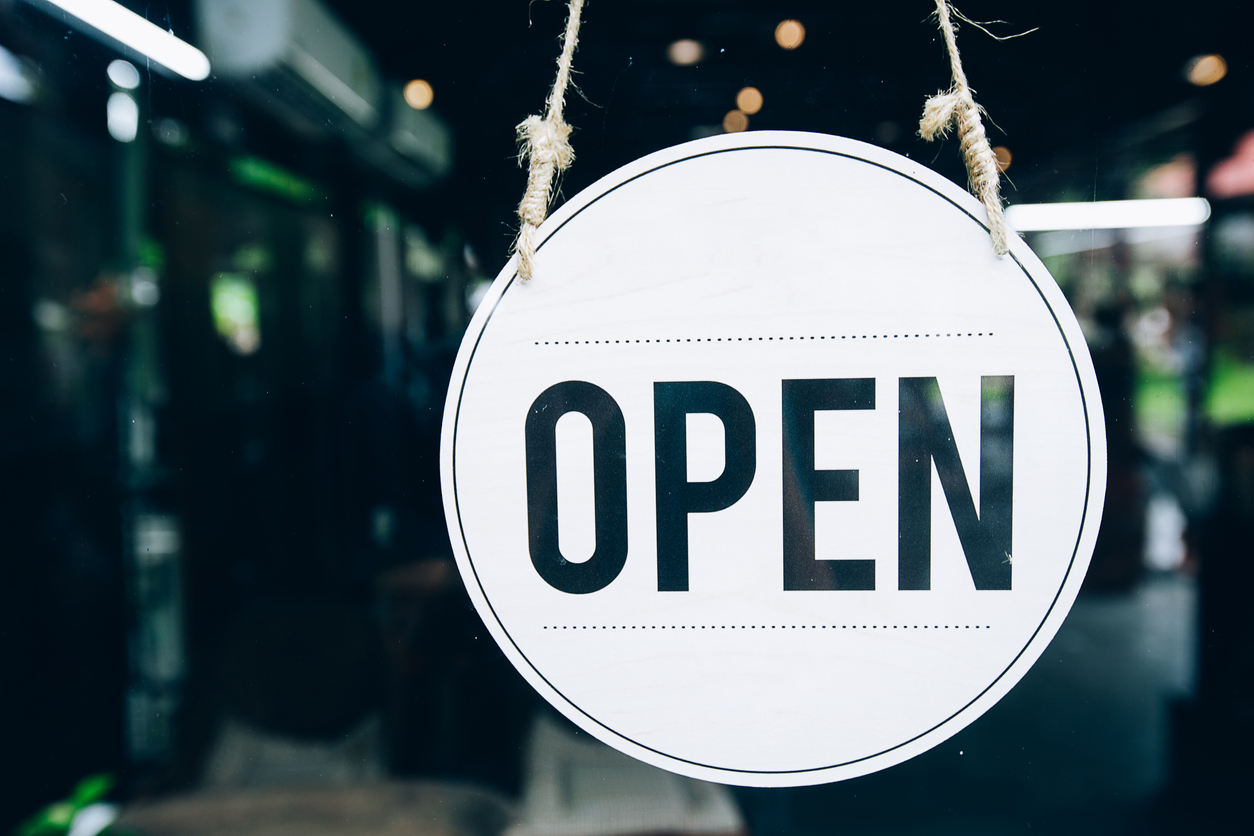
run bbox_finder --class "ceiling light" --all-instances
[668,39,704,66]
[736,87,763,115]
[775,20,805,50]
[1005,198,1211,231]
[30,0,209,80]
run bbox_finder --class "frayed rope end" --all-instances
[919,91,961,141]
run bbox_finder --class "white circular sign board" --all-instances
[442,132,1105,786]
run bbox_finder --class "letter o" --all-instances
[525,381,629,594]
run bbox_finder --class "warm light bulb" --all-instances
[775,20,805,50]
[736,86,763,115]
[403,79,434,110]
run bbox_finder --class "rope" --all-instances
[919,1,1010,255]
[513,0,585,282]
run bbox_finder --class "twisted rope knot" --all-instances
[919,1,1010,256]
[517,115,575,172]
[920,89,999,193]
[515,114,575,280]
[512,0,585,283]
[516,114,575,233]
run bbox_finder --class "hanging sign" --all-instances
[441,132,1106,786]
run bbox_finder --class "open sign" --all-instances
[523,375,1015,595]
[441,133,1105,786]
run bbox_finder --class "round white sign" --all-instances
[441,132,1106,786]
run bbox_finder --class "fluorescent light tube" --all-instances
[1005,198,1211,232]
[31,0,210,81]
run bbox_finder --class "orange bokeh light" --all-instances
[775,20,805,50]
[723,110,749,133]
[736,87,763,115]
[403,79,434,110]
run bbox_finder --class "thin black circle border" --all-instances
[449,140,1096,778]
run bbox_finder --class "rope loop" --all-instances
[512,0,1014,274]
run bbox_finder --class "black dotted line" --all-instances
[535,333,992,346]
[542,625,991,630]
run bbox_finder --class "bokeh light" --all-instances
[775,20,805,50]
[736,86,763,115]
[723,110,749,133]
[1185,54,1227,86]
[107,59,140,90]
[668,39,704,66]
[403,79,434,110]
[106,91,138,142]
[993,146,1012,173]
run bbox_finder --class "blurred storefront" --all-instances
[2,1,1252,835]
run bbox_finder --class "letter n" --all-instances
[898,376,1013,590]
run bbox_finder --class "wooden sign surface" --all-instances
[441,132,1106,786]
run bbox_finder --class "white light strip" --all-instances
[34,0,209,81]
[1005,198,1211,231]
